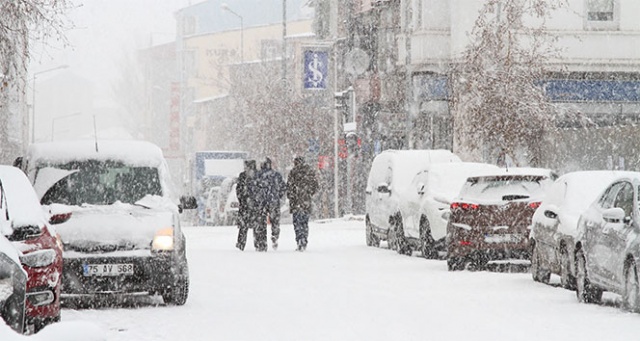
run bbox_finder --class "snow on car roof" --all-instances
[534,170,640,237]
[425,162,501,199]
[548,170,639,210]
[27,140,166,167]
[386,149,461,188]
[0,166,48,232]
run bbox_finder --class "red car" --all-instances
[0,166,65,333]
[446,169,554,271]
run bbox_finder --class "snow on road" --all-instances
[61,217,639,340]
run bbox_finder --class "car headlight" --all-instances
[20,249,57,268]
[152,228,174,251]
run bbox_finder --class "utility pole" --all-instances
[282,0,287,80]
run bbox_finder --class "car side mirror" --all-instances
[543,209,558,220]
[603,207,625,223]
[377,183,391,194]
[179,196,198,213]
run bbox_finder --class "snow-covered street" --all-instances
[61,217,639,341]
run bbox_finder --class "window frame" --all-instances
[584,0,620,31]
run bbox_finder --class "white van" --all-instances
[365,149,461,249]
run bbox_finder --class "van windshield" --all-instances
[37,160,162,206]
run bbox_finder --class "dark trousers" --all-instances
[236,209,251,249]
[262,202,281,242]
[253,218,268,251]
[293,211,310,247]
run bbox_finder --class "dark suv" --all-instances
[446,169,554,270]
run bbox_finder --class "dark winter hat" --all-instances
[244,160,256,171]
[261,157,272,170]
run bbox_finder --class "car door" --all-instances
[583,181,622,285]
[402,171,428,239]
[597,181,636,288]
[366,155,392,232]
[536,180,566,266]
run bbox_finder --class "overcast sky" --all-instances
[30,0,197,83]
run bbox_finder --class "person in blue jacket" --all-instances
[254,157,286,251]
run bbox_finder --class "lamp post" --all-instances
[31,64,69,143]
[221,3,244,64]
[51,112,82,141]
[282,0,287,80]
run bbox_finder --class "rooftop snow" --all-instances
[27,140,166,168]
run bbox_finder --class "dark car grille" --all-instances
[64,242,142,253]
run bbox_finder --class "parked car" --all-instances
[0,166,64,333]
[215,177,239,226]
[0,234,27,334]
[446,168,555,270]
[365,149,461,249]
[574,173,640,312]
[529,171,634,289]
[20,140,197,306]
[396,162,501,258]
[221,183,240,226]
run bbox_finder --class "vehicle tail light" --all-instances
[528,202,542,209]
[450,202,479,210]
[459,240,472,246]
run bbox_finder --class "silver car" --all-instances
[575,173,640,312]
[529,171,633,289]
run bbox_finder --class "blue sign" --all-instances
[303,50,328,90]
[543,80,640,102]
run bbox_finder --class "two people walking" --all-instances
[235,157,286,252]
[235,156,317,252]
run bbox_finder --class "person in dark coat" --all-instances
[235,160,258,251]
[286,156,318,251]
[254,157,286,251]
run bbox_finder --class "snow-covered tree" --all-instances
[226,63,332,167]
[0,0,71,161]
[451,0,565,166]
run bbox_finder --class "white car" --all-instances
[365,149,461,249]
[221,183,240,226]
[397,162,501,258]
[529,171,635,289]
[20,140,197,306]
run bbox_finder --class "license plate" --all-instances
[484,234,522,244]
[83,263,134,277]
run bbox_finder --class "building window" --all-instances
[584,0,619,30]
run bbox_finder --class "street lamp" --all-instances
[31,64,69,143]
[221,3,244,64]
[51,112,82,141]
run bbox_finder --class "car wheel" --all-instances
[531,241,550,284]
[387,218,397,251]
[419,217,438,259]
[163,263,189,306]
[560,246,576,290]
[623,261,640,313]
[365,218,380,247]
[575,249,602,304]
[393,215,412,256]
[447,257,465,271]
